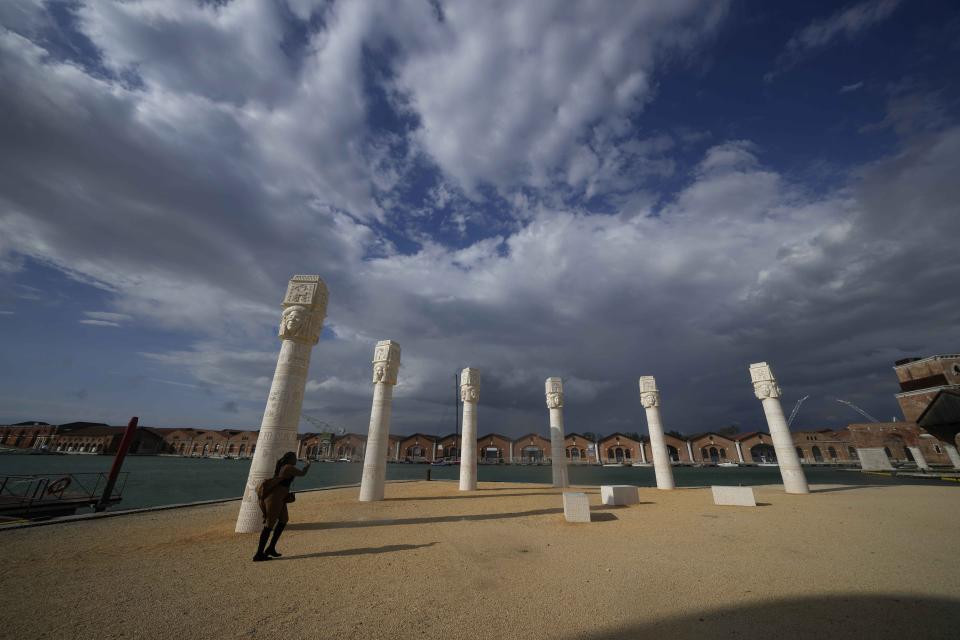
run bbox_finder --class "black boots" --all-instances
[253,526,272,562]
[266,521,285,557]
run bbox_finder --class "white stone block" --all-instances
[562,492,591,523]
[600,485,640,506]
[711,486,756,507]
[857,447,894,471]
[908,446,930,470]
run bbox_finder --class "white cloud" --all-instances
[768,0,901,80]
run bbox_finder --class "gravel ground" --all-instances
[1,480,959,640]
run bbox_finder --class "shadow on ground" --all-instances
[386,492,562,501]
[809,485,886,494]
[288,507,564,531]
[571,594,960,640]
[276,542,436,561]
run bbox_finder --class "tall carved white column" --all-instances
[639,376,675,490]
[749,362,809,495]
[359,340,401,502]
[236,275,328,533]
[546,377,569,488]
[458,368,480,491]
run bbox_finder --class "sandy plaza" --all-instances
[2,480,958,640]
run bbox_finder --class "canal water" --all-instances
[0,454,950,512]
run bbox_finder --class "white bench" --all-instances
[600,485,640,506]
[563,492,591,522]
[711,486,756,507]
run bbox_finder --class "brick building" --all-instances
[597,433,644,464]
[398,433,436,462]
[47,423,166,455]
[894,354,960,422]
[477,433,512,464]
[435,433,461,461]
[688,432,738,464]
[564,433,598,464]
[0,422,55,449]
[513,433,550,463]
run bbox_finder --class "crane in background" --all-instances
[834,398,880,423]
[787,395,809,428]
[301,414,344,435]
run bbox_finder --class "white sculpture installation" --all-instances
[458,368,480,491]
[639,376,676,490]
[545,377,569,488]
[359,340,401,502]
[749,362,809,495]
[236,275,328,533]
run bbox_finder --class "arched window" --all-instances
[827,446,838,460]
[812,446,823,462]
[904,447,915,462]
[848,446,857,459]
[624,449,631,460]
[883,447,892,459]
[615,447,624,462]
[708,447,719,463]
[700,447,708,460]
[719,448,727,460]
[607,447,614,459]
[666,445,680,462]
[795,447,804,460]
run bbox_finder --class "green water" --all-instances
[0,454,951,512]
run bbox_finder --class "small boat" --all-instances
[757,462,778,467]
[337,457,353,463]
[631,462,652,467]
[603,463,625,468]
[718,462,739,467]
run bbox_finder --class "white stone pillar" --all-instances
[359,340,401,502]
[458,368,480,491]
[545,377,569,488]
[749,362,809,495]
[944,444,960,469]
[640,442,647,463]
[735,440,745,464]
[639,376,675,490]
[908,446,930,470]
[236,275,328,533]
[685,440,694,463]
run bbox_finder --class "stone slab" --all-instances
[908,446,930,470]
[600,485,640,506]
[562,492,591,523]
[857,447,894,471]
[711,486,756,507]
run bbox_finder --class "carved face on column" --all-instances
[279,305,309,340]
[640,391,659,408]
[460,367,480,403]
[545,377,564,409]
[461,386,479,403]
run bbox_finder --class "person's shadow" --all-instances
[275,542,437,561]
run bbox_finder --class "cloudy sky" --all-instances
[1,0,958,437]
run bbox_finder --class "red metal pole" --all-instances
[95,416,138,512]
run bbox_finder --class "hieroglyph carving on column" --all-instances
[545,377,569,488]
[749,362,809,495]
[459,368,481,491]
[639,376,675,490]
[359,340,401,502]
[236,276,328,533]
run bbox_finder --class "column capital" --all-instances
[372,340,400,384]
[372,340,401,385]
[278,275,328,345]
[749,361,782,400]
[545,377,564,409]
[639,375,660,408]
[460,367,480,403]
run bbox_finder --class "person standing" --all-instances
[253,452,310,562]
